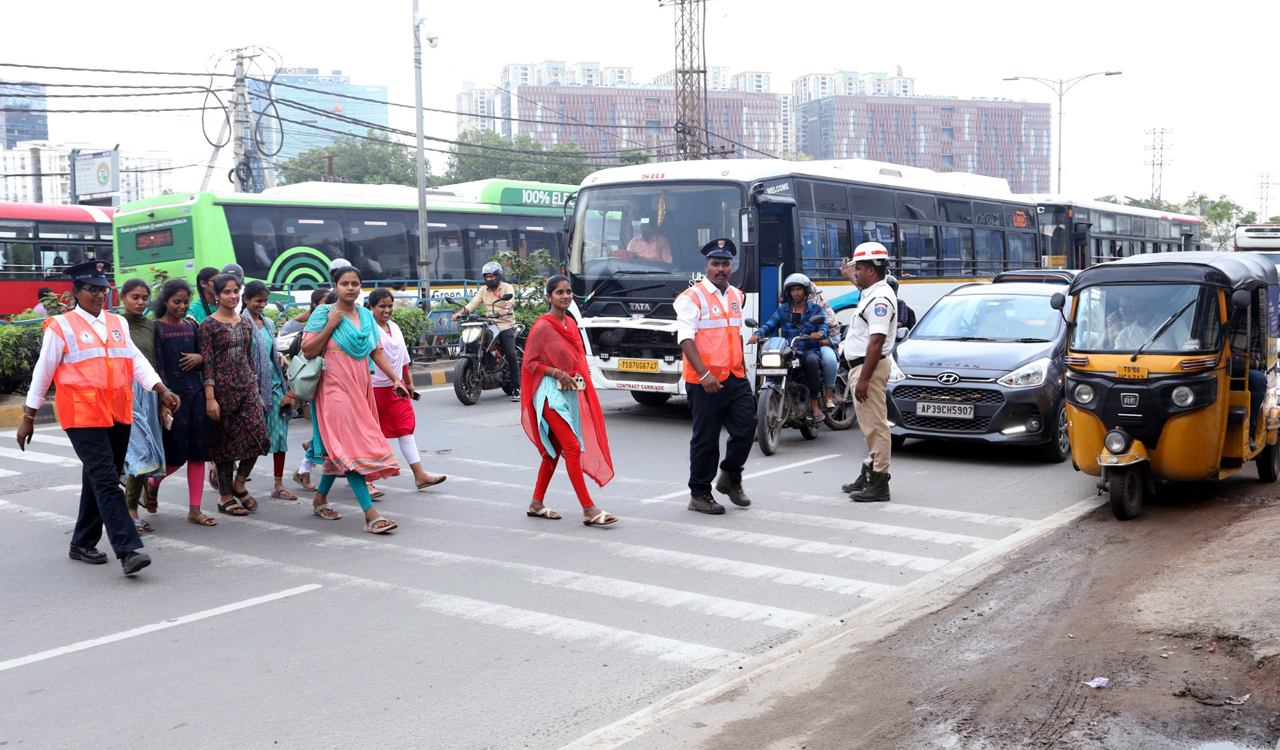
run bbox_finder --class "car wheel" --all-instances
[1038,403,1071,463]
[891,434,906,450]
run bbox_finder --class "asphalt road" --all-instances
[0,385,1098,749]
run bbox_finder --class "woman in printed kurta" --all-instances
[301,264,407,534]
[241,281,297,501]
[197,273,269,516]
[120,279,167,533]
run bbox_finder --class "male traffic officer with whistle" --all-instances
[674,238,756,514]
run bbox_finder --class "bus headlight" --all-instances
[1074,383,1096,405]
[761,353,783,368]
[1171,385,1195,408]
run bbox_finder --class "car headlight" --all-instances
[761,353,782,368]
[460,327,481,344]
[1103,429,1131,454]
[888,358,906,383]
[1075,382,1096,404]
[1171,385,1195,408]
[998,357,1051,388]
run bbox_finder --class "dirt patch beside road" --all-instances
[692,482,1280,749]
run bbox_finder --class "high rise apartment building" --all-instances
[0,81,49,149]
[457,84,497,134]
[251,68,389,164]
[0,141,172,204]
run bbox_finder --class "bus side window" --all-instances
[518,229,561,274]
[940,226,974,277]
[1006,233,1036,269]
[225,206,285,279]
[348,218,410,280]
[974,229,1004,275]
[421,228,465,280]
[899,223,938,278]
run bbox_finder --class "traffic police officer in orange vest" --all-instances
[675,238,756,514]
[840,242,898,502]
[15,261,180,575]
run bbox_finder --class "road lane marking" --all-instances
[0,584,322,673]
[745,509,992,549]
[0,469,19,478]
[428,486,948,573]
[169,502,820,631]
[436,457,653,486]
[640,454,841,503]
[0,430,74,448]
[0,499,743,670]
[0,446,79,467]
[774,492,1034,529]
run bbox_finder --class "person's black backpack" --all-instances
[898,299,917,330]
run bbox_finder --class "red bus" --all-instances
[0,202,115,316]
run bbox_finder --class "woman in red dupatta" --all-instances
[520,275,617,526]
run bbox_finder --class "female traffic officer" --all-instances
[750,273,830,420]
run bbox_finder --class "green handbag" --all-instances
[286,352,325,400]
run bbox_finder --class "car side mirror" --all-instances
[895,326,909,342]
[1232,289,1251,311]
[809,315,826,326]
[744,318,759,329]
[1050,292,1065,310]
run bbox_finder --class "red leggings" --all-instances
[534,407,594,509]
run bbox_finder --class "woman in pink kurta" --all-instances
[300,264,410,534]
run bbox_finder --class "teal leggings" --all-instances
[317,472,374,512]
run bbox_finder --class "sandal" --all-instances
[142,480,159,513]
[368,486,385,501]
[583,507,618,527]
[292,471,316,492]
[363,516,398,534]
[132,517,154,533]
[271,486,298,501]
[416,474,447,489]
[188,512,217,526]
[312,502,340,521]
[526,506,562,520]
[233,489,258,512]
[218,499,248,516]
[826,398,836,410]
[208,468,219,491]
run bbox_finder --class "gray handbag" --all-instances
[286,352,325,400]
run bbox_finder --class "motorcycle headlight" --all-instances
[761,353,782,368]
[888,358,906,383]
[460,327,481,344]
[998,357,1051,388]
[1171,385,1195,408]
[1075,382,1096,405]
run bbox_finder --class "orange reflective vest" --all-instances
[680,282,747,384]
[45,312,135,429]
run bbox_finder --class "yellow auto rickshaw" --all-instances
[1051,252,1280,519]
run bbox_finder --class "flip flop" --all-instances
[416,474,447,489]
[363,516,397,534]
[312,502,340,521]
[271,487,298,501]
[582,508,618,527]
[132,517,154,533]
[368,486,385,501]
[292,471,316,491]
[233,490,258,512]
[217,499,248,516]
[188,512,218,526]
[526,506,561,520]
[208,468,219,491]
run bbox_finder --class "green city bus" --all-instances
[113,179,575,292]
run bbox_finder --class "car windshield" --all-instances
[569,183,743,289]
[911,293,1062,342]
[1069,284,1221,353]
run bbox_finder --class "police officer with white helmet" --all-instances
[839,242,897,502]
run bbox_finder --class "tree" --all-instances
[617,150,650,166]
[445,129,597,185]
[278,129,420,186]
[1268,215,1280,224]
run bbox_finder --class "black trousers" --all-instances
[66,423,143,558]
[498,328,520,390]
[685,375,757,495]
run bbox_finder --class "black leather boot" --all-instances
[850,471,891,502]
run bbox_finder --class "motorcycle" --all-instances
[450,294,525,405]
[748,315,856,455]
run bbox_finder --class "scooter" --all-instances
[749,315,852,455]
[450,294,525,405]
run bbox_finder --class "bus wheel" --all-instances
[1256,440,1280,483]
[756,388,784,456]
[1107,466,1143,521]
[631,392,671,407]
[453,358,481,405]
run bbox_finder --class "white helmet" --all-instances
[481,261,503,277]
[851,241,889,266]
[782,272,812,294]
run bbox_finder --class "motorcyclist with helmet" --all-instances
[749,273,830,420]
[454,261,520,401]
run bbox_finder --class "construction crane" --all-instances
[660,0,707,160]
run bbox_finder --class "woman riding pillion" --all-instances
[750,274,831,420]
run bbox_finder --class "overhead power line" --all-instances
[0,160,210,179]
[0,61,232,77]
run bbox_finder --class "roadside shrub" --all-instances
[392,305,427,346]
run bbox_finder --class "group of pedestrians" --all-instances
[15,238,899,578]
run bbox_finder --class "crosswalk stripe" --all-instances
[0,430,74,448]
[639,455,842,504]
[430,486,949,573]
[0,445,79,467]
[744,509,992,549]
[0,468,19,478]
[0,498,743,670]
[178,503,820,630]
[774,492,1034,529]
[436,456,656,487]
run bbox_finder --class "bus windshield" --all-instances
[569,183,743,287]
[1070,284,1221,353]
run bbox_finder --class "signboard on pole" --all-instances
[74,150,120,196]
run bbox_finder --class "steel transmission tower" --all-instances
[1259,173,1278,220]
[661,0,708,160]
[1144,127,1171,202]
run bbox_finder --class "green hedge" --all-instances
[0,313,45,383]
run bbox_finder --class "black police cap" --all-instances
[700,238,737,259]
[64,260,112,288]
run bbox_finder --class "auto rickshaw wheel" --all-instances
[1107,466,1144,521]
[1256,441,1280,483]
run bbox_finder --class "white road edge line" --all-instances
[0,584,322,673]
[641,454,841,503]
[559,495,1107,750]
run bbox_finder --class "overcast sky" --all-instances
[6,0,1276,214]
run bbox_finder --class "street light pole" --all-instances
[1003,71,1122,193]
[412,1,431,297]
